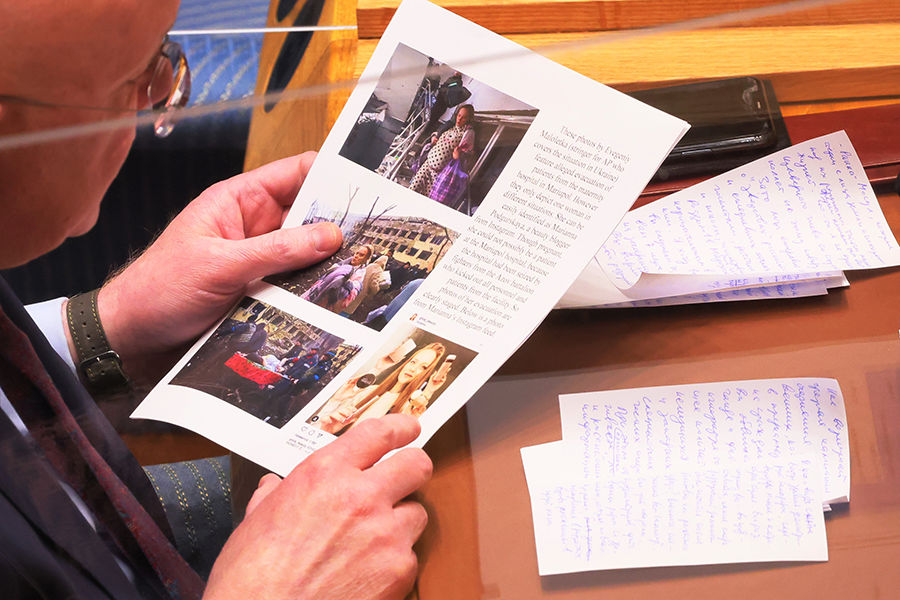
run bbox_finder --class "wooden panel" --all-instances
[244,0,358,170]
[124,432,226,466]
[780,98,900,117]
[429,194,900,600]
[355,25,900,104]
[357,0,900,38]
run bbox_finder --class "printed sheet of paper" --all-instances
[132,0,687,475]
[559,378,850,505]
[560,130,900,307]
[522,444,828,575]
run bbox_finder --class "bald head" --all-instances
[0,0,177,99]
[0,0,180,268]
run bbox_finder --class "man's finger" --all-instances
[367,447,433,505]
[198,153,318,239]
[322,415,422,471]
[393,499,429,545]
[222,222,342,284]
[245,473,282,516]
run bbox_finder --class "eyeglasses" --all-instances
[0,35,191,138]
[150,36,191,137]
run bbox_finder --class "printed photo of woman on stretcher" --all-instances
[264,193,459,330]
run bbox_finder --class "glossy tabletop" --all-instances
[416,212,900,597]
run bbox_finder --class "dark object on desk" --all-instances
[628,77,790,181]
[635,102,900,208]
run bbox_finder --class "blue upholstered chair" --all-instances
[137,5,271,577]
[144,455,235,580]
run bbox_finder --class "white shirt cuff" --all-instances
[24,297,78,376]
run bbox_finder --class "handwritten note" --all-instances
[559,378,850,505]
[595,279,831,309]
[522,445,828,575]
[560,252,846,308]
[598,131,900,288]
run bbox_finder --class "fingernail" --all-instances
[311,223,340,252]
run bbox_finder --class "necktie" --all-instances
[0,305,206,600]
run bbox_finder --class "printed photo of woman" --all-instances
[306,326,478,435]
[264,196,458,329]
[339,43,537,216]
[408,104,475,202]
[311,342,446,435]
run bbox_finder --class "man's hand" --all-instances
[93,152,341,381]
[244,473,282,517]
[204,415,432,600]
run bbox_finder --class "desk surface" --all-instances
[416,213,900,596]
[242,1,900,597]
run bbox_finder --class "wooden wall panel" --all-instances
[356,25,900,105]
[244,0,358,170]
[357,0,900,38]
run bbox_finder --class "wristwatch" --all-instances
[66,289,129,391]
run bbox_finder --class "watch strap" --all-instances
[66,289,129,391]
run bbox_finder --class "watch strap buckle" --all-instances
[80,350,128,388]
[67,289,130,392]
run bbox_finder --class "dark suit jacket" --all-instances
[0,278,172,599]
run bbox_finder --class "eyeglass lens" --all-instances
[149,40,191,138]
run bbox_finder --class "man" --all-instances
[283,344,316,362]
[236,321,268,364]
[209,314,265,372]
[272,350,321,398]
[0,1,432,599]
[269,352,334,426]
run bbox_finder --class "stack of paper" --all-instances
[560,132,900,308]
[522,378,849,575]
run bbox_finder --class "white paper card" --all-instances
[560,272,839,309]
[522,446,828,575]
[559,378,850,504]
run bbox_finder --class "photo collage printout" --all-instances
[133,0,688,475]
